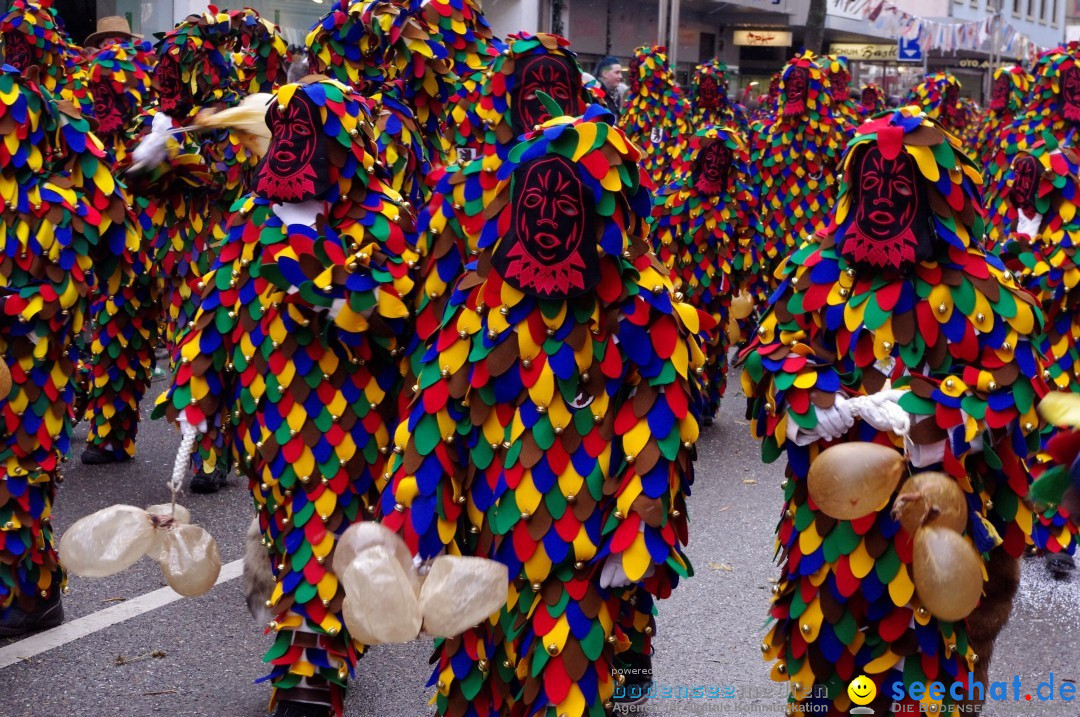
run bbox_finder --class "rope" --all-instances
[844,394,911,437]
[170,422,198,510]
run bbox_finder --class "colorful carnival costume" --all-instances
[410,31,598,412]
[0,0,92,115]
[79,33,158,465]
[128,9,261,491]
[381,106,708,717]
[620,45,690,187]
[0,67,137,633]
[822,55,859,129]
[421,0,503,102]
[306,0,454,208]
[156,78,416,716]
[858,84,885,117]
[752,52,847,289]
[1028,393,1080,570]
[449,32,594,162]
[985,43,1080,245]
[689,59,747,132]
[228,7,288,95]
[2,0,96,417]
[652,126,761,420]
[905,72,965,132]
[976,66,1031,170]
[996,145,1080,562]
[741,106,1046,715]
[751,72,781,124]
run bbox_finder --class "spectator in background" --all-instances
[594,55,623,117]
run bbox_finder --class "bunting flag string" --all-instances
[861,0,1044,64]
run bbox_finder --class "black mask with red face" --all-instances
[511,54,576,136]
[156,53,192,116]
[256,94,330,203]
[3,30,33,71]
[1063,65,1080,123]
[782,66,809,117]
[860,88,877,112]
[694,140,731,195]
[698,75,721,109]
[1010,155,1040,214]
[943,83,963,125]
[990,75,1011,111]
[829,70,849,99]
[840,146,933,271]
[492,155,597,298]
[91,81,125,135]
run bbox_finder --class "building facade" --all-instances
[74,1,1069,103]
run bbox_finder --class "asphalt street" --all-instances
[0,367,1076,716]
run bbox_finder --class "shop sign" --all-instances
[828,42,899,61]
[734,30,793,47]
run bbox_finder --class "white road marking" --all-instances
[0,558,243,669]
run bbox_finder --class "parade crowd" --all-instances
[1,1,1079,716]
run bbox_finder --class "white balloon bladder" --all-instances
[59,502,221,598]
[333,523,509,644]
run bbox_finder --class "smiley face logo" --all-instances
[847,675,877,706]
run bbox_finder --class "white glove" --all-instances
[1015,208,1043,239]
[128,112,175,175]
[598,554,656,589]
[178,414,208,435]
[786,394,855,446]
[271,199,322,227]
[599,521,656,588]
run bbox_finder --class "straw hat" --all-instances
[85,16,140,47]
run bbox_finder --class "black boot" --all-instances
[612,649,653,708]
[273,701,332,717]
[0,592,64,637]
[189,467,228,494]
[1046,552,1076,580]
[81,445,131,465]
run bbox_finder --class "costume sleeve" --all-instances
[150,205,249,432]
[598,258,709,594]
[739,262,849,465]
[378,292,471,561]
